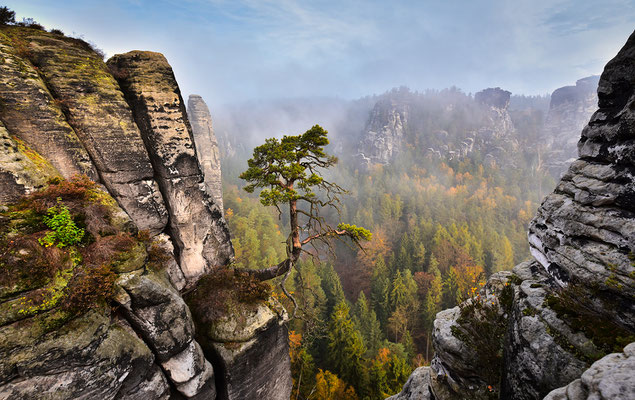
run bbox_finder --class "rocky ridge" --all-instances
[389,30,635,400]
[356,87,518,166]
[0,26,291,400]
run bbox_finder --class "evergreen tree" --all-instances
[370,257,391,329]
[352,291,384,354]
[442,267,461,308]
[327,302,368,395]
[320,263,346,316]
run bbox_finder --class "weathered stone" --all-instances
[543,343,635,400]
[0,309,154,400]
[116,269,195,361]
[207,319,292,400]
[501,262,590,400]
[117,366,171,400]
[0,30,97,182]
[529,30,635,329]
[0,120,58,204]
[155,233,187,292]
[5,28,169,234]
[541,76,599,177]
[191,290,292,400]
[115,268,216,398]
[161,340,206,384]
[187,94,224,212]
[387,367,432,400]
[107,51,233,285]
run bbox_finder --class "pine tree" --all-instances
[320,263,346,316]
[352,291,384,354]
[327,302,368,394]
[442,267,461,308]
[371,257,391,329]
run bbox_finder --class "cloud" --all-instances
[4,0,633,104]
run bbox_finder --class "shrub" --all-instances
[0,176,150,317]
[187,268,272,321]
[49,28,64,35]
[38,199,85,248]
[20,17,44,30]
[63,263,116,313]
[0,6,15,25]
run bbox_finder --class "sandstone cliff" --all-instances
[541,76,600,177]
[187,95,223,213]
[356,87,518,166]
[0,26,291,400]
[389,30,635,400]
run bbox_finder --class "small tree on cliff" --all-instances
[239,125,370,310]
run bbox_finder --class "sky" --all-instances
[5,0,635,108]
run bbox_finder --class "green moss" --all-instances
[508,274,523,286]
[0,177,150,323]
[544,286,635,362]
[605,274,623,290]
[11,136,60,178]
[522,307,537,316]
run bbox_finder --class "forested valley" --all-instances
[218,86,565,399]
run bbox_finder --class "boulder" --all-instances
[544,343,635,400]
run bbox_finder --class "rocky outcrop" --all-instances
[544,343,635,400]
[475,87,516,142]
[0,25,293,400]
[187,274,293,400]
[107,51,233,285]
[357,87,519,167]
[187,95,223,213]
[387,367,433,400]
[390,30,635,400]
[541,76,599,177]
[3,28,169,235]
[528,34,635,328]
[357,98,408,164]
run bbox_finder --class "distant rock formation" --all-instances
[541,76,600,177]
[356,87,518,167]
[187,94,224,213]
[475,87,511,109]
[357,98,408,164]
[389,30,635,400]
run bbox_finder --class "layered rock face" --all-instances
[0,26,290,400]
[187,95,224,213]
[107,51,233,285]
[1,29,170,235]
[390,31,635,400]
[541,76,599,177]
